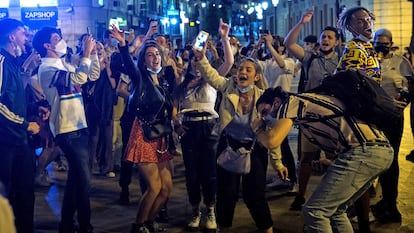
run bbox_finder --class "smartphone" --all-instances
[109,18,119,30]
[193,30,209,51]
[86,27,90,35]
[260,29,270,34]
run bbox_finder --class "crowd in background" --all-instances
[1,4,414,233]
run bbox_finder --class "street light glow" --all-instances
[262,2,268,10]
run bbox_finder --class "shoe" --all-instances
[406,150,414,162]
[35,174,51,187]
[290,195,306,211]
[106,172,116,178]
[144,221,166,233]
[205,209,217,232]
[130,223,150,233]
[155,208,169,223]
[187,212,201,231]
[371,200,402,223]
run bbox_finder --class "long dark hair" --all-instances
[136,40,166,77]
[174,50,207,100]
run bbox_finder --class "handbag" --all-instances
[140,112,173,140]
[217,137,256,174]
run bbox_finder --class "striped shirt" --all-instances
[277,93,387,154]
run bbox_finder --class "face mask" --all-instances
[319,48,333,55]
[189,71,201,77]
[55,39,67,57]
[262,114,277,128]
[110,38,118,47]
[147,66,162,74]
[13,45,22,57]
[374,45,390,56]
[237,84,254,93]
[356,33,372,42]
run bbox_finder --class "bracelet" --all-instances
[221,37,229,42]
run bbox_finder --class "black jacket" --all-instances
[0,49,29,145]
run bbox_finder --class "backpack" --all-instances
[306,69,401,133]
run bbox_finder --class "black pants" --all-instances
[379,114,404,208]
[216,135,273,230]
[281,137,297,183]
[0,143,35,233]
[181,119,218,207]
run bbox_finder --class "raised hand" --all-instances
[110,25,126,46]
[300,7,314,25]
[218,18,230,39]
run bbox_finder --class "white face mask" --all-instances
[55,39,67,57]
[262,114,277,128]
[147,66,162,74]
[13,45,23,57]
[356,33,372,42]
[110,38,118,47]
[237,84,254,93]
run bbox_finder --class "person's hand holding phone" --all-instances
[146,20,158,38]
[110,24,126,47]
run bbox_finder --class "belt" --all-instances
[363,139,391,148]
[182,115,215,122]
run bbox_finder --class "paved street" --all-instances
[33,105,414,233]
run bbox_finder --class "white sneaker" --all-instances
[106,172,116,178]
[205,211,217,231]
[187,212,201,231]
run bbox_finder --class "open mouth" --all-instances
[238,75,248,81]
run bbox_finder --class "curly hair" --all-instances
[336,6,375,37]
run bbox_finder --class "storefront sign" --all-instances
[21,7,58,29]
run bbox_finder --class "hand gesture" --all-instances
[27,122,40,135]
[277,166,289,181]
[146,21,159,38]
[110,24,126,46]
[82,34,96,57]
[218,18,230,39]
[262,33,274,46]
[300,7,314,25]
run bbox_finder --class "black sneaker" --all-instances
[371,201,402,223]
[155,208,169,223]
[290,195,306,211]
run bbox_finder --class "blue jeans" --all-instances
[303,144,393,233]
[55,129,91,232]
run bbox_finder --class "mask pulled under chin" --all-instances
[237,85,254,93]
[356,33,372,42]
[147,66,162,74]
[14,46,22,57]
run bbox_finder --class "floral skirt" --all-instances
[124,118,173,163]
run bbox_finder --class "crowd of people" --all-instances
[1,4,414,233]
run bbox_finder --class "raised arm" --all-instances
[216,18,234,76]
[284,7,314,60]
[263,33,285,68]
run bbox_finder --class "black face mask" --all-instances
[375,45,391,56]
[319,48,333,55]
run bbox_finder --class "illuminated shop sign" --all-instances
[0,8,8,19]
[21,7,58,29]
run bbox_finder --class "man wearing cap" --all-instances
[0,18,40,233]
[370,28,414,223]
